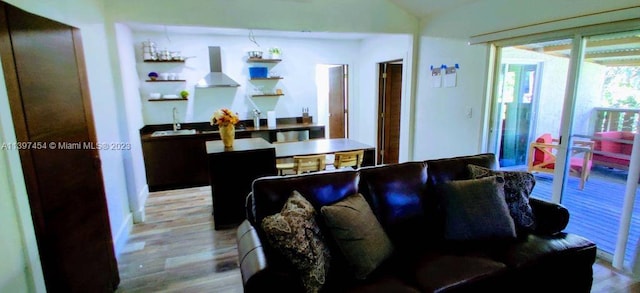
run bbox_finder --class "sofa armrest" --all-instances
[529,198,569,235]
[237,220,267,286]
[236,220,302,293]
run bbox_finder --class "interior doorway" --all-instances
[316,64,348,138]
[377,61,403,164]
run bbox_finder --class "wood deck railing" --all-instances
[592,107,640,133]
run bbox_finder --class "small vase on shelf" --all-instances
[219,124,235,148]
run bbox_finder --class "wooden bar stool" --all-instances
[275,158,294,175]
[332,149,364,169]
[292,154,326,174]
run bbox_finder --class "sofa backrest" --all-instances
[247,153,498,251]
[594,131,636,155]
[358,162,428,247]
[594,131,623,153]
[620,132,636,155]
[249,168,359,227]
[424,153,498,186]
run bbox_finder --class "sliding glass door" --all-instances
[489,39,573,201]
[488,26,640,272]
[567,29,640,271]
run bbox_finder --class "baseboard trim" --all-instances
[133,185,149,223]
[113,213,132,259]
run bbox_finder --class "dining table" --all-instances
[273,138,376,166]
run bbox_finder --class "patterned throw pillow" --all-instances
[467,164,536,233]
[261,191,331,293]
[320,193,394,280]
[439,176,517,241]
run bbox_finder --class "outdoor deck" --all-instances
[526,165,640,268]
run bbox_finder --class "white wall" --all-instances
[131,31,361,124]
[114,23,149,223]
[412,36,489,160]
[81,21,133,259]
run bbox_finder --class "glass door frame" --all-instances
[484,19,640,272]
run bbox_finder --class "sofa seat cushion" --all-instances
[339,276,421,293]
[593,153,631,166]
[495,233,597,268]
[413,254,507,292]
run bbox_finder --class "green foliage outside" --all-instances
[602,66,640,108]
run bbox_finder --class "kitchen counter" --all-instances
[140,119,324,141]
[140,117,325,191]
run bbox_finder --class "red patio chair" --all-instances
[527,133,595,190]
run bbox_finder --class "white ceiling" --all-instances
[127,0,487,38]
[389,0,481,17]
[127,22,384,41]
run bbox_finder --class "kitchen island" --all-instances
[140,117,324,191]
[206,138,276,230]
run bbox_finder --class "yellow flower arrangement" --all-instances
[210,108,240,127]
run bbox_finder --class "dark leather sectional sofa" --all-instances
[236,153,597,292]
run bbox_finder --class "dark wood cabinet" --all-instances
[142,136,209,191]
[206,138,277,229]
[141,123,324,191]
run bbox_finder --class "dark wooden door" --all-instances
[329,65,347,138]
[0,4,119,292]
[377,62,402,164]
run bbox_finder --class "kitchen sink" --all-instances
[151,129,197,137]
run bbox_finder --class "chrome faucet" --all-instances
[172,107,181,131]
[252,109,261,129]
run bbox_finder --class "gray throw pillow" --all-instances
[320,193,394,280]
[439,176,517,241]
[261,191,331,293]
[467,164,536,233]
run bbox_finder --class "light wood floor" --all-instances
[115,186,242,292]
[115,186,639,292]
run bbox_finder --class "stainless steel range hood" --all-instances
[196,46,240,88]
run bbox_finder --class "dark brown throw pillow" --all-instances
[261,191,331,293]
[467,164,536,233]
[439,176,517,241]
[320,193,394,280]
